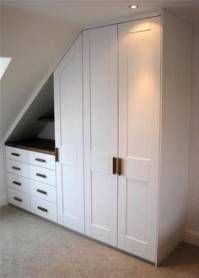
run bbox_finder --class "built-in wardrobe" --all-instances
[5,10,191,265]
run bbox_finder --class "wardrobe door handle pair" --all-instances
[112,157,122,176]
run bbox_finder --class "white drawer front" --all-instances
[8,188,30,211]
[30,180,56,203]
[6,159,29,178]
[7,173,30,193]
[29,165,55,186]
[31,197,57,222]
[6,146,28,163]
[29,151,55,169]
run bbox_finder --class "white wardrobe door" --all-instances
[118,17,161,262]
[54,35,84,233]
[83,25,118,246]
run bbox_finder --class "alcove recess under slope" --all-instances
[5,75,55,155]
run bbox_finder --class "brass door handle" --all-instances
[118,158,122,176]
[55,148,59,162]
[112,157,117,175]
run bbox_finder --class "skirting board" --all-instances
[184,230,199,247]
[0,195,8,207]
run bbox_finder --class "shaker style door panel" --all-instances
[83,25,118,246]
[118,17,161,262]
[54,35,84,233]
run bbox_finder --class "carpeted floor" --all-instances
[0,205,199,278]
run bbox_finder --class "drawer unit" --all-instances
[29,151,55,170]
[31,197,57,222]
[30,180,56,203]
[6,159,29,178]
[6,145,57,223]
[7,173,30,193]
[29,165,55,186]
[8,188,31,211]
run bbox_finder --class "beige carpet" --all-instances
[0,205,199,278]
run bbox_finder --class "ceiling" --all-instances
[3,0,199,26]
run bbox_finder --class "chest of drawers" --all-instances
[6,146,57,222]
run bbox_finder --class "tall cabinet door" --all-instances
[118,17,161,262]
[54,35,84,233]
[83,25,118,246]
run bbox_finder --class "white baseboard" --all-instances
[184,230,199,247]
[0,195,8,207]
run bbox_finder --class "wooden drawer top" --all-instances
[5,138,55,156]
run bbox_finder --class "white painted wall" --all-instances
[0,3,7,206]
[185,24,199,245]
[1,4,80,137]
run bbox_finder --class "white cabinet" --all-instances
[83,25,118,246]
[6,146,57,223]
[35,10,191,264]
[118,17,161,262]
[54,35,85,233]
[81,12,191,264]
[5,11,191,265]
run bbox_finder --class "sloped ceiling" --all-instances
[1,0,199,139]
[1,3,80,138]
